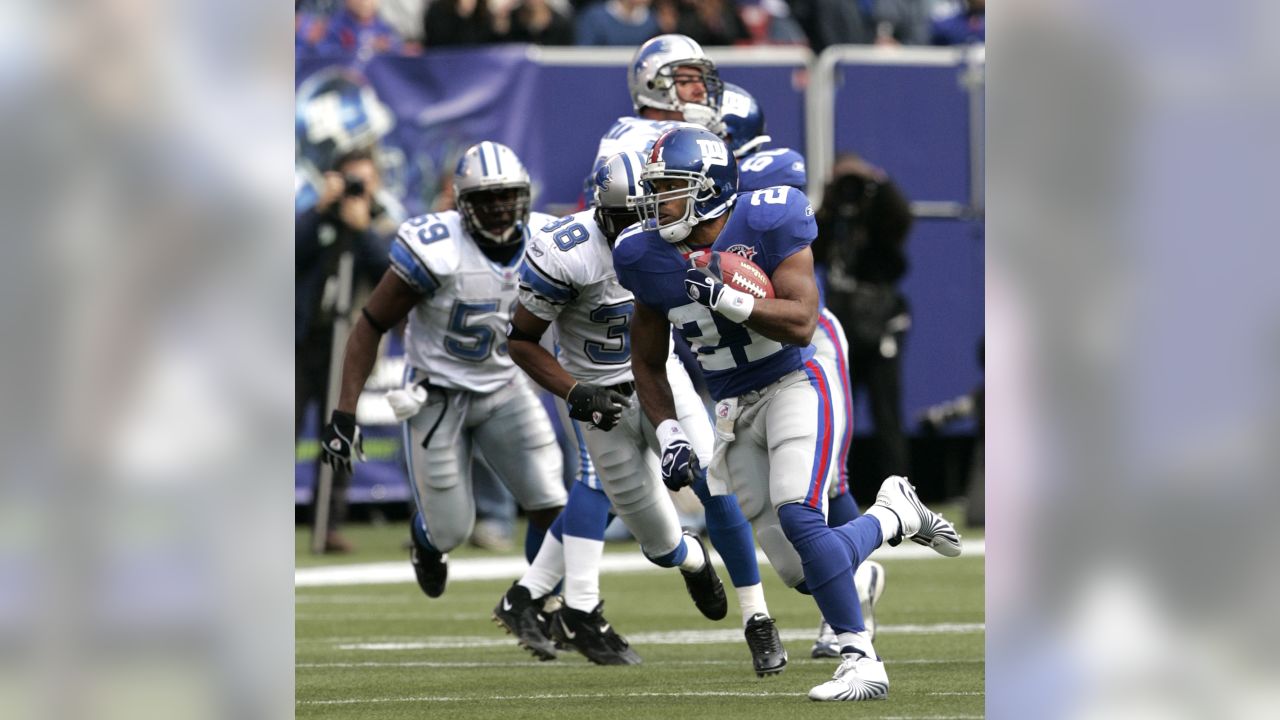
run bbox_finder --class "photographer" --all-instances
[296,147,395,552]
[813,153,913,481]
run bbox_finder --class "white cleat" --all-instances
[810,619,839,659]
[874,475,962,557]
[808,646,889,702]
[853,560,887,641]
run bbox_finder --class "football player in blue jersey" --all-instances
[720,82,887,657]
[614,127,962,701]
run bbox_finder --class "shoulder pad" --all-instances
[742,187,805,232]
[396,211,464,277]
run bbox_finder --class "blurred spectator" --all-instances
[296,148,397,553]
[296,9,331,52]
[871,0,931,46]
[813,153,914,481]
[424,0,497,47]
[379,0,429,45]
[931,0,984,45]
[318,0,405,57]
[737,0,809,46]
[654,0,749,46]
[575,0,660,46]
[494,0,576,45]
[789,0,872,53]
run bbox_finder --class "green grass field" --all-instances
[296,509,984,719]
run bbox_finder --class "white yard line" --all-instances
[299,657,984,669]
[296,540,985,588]
[322,623,983,651]
[298,690,984,713]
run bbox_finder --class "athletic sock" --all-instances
[693,482,762,588]
[677,534,706,572]
[864,505,900,544]
[557,482,611,611]
[736,584,768,626]
[826,490,861,527]
[518,531,564,598]
[831,515,885,567]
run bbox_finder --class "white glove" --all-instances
[385,384,429,421]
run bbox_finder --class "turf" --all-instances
[296,508,984,718]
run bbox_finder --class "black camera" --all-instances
[342,174,366,198]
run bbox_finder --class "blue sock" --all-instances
[524,518,548,564]
[827,490,861,527]
[778,502,864,633]
[691,476,760,587]
[411,511,441,556]
[562,482,612,541]
[645,538,688,568]
[831,515,884,568]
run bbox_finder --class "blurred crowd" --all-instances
[296,0,985,57]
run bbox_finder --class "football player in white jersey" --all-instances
[592,34,726,178]
[616,127,961,702]
[720,82,887,657]
[320,141,567,600]
[491,151,787,676]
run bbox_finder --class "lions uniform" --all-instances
[593,117,700,179]
[388,206,567,553]
[518,209,710,562]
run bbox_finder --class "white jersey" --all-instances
[594,116,703,172]
[389,210,558,394]
[518,210,634,386]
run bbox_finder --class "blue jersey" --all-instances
[737,148,807,193]
[613,186,818,400]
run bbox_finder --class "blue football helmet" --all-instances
[294,67,393,176]
[592,151,647,243]
[630,127,738,243]
[719,83,771,159]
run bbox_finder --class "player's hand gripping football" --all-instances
[321,410,366,473]
[685,252,755,323]
[656,420,704,492]
[566,383,632,431]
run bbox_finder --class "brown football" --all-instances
[690,250,775,299]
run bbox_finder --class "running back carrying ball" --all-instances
[689,250,775,299]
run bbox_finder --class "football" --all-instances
[691,250,775,299]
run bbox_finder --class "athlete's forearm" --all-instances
[742,297,817,346]
[509,339,577,399]
[632,352,678,427]
[335,317,382,415]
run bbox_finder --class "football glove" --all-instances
[321,410,366,473]
[685,259,755,323]
[656,419,703,492]
[566,382,631,431]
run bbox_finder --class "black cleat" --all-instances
[679,532,728,621]
[744,613,788,677]
[492,582,558,661]
[551,601,642,666]
[409,534,448,598]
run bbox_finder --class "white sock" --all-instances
[677,535,706,572]
[563,535,605,612]
[865,506,900,546]
[735,583,768,626]
[518,533,564,598]
[836,630,878,660]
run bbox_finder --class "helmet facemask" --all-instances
[649,61,725,132]
[458,186,530,246]
[631,166,723,243]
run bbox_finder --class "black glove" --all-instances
[566,382,630,431]
[320,410,365,473]
[659,437,704,492]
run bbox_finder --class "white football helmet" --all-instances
[628,34,724,132]
[454,141,531,246]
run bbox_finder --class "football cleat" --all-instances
[551,601,642,666]
[678,532,728,621]
[874,476,962,557]
[808,644,889,702]
[409,534,448,598]
[811,619,839,659]
[854,560,887,642]
[492,582,558,661]
[743,613,787,676]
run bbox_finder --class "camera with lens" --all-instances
[342,174,367,198]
